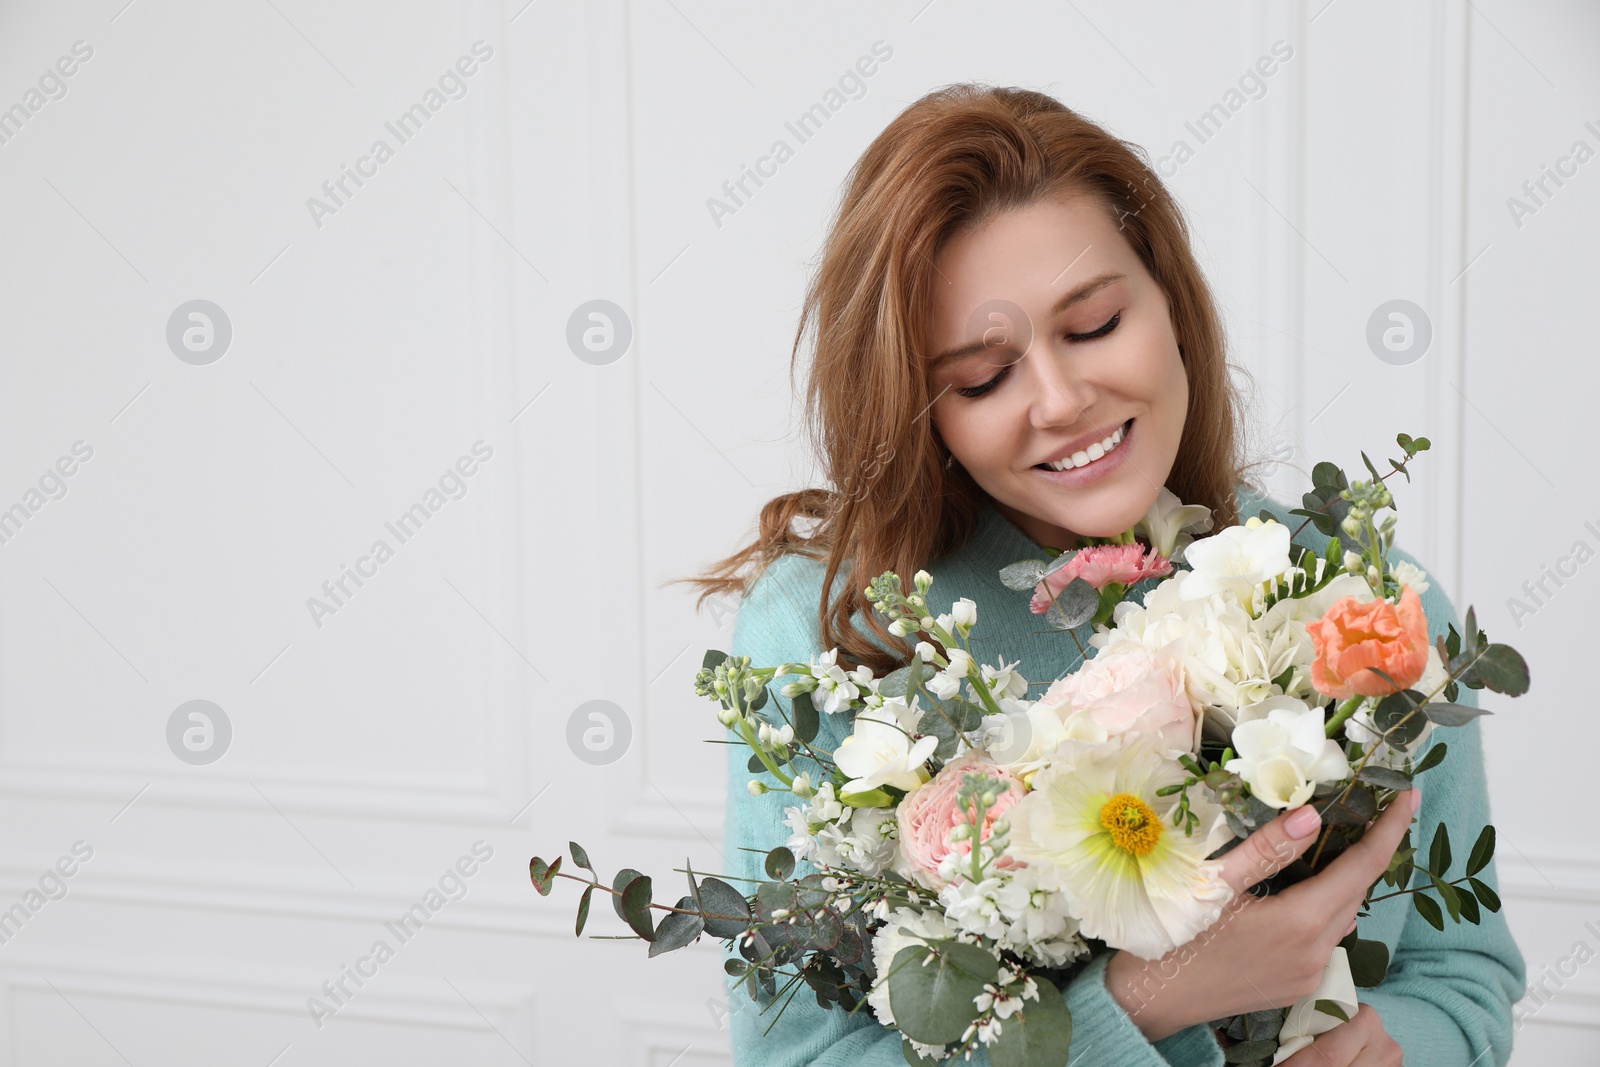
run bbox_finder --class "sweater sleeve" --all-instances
[1349,543,1528,1067]
[719,554,1227,1067]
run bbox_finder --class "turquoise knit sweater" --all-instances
[719,484,1526,1066]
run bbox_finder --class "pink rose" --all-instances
[1030,544,1172,614]
[1036,642,1200,756]
[896,750,1024,888]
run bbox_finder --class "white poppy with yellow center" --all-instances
[1006,734,1236,960]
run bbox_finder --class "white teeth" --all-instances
[1043,423,1127,471]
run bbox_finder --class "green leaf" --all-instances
[724,957,749,977]
[529,855,560,896]
[1430,824,1452,876]
[1313,999,1350,1023]
[1467,825,1496,877]
[648,894,705,957]
[1040,549,1080,580]
[620,874,655,940]
[1356,766,1413,791]
[905,653,927,700]
[569,841,595,876]
[1045,576,1098,631]
[748,685,768,711]
[792,690,819,743]
[1343,935,1390,987]
[1431,876,1463,923]
[1373,690,1429,747]
[1422,702,1490,727]
[922,697,986,759]
[988,974,1073,1067]
[1224,1039,1279,1063]
[764,847,795,881]
[1316,783,1377,827]
[575,884,593,936]
[1472,644,1530,697]
[696,876,752,938]
[1468,877,1502,912]
[1270,664,1296,693]
[999,559,1051,592]
[1457,887,1482,924]
[1361,450,1382,481]
[887,939,998,1045]
[1413,742,1448,775]
[702,649,728,671]
[747,752,768,774]
[611,868,644,921]
[1312,461,1345,490]
[1413,891,1445,931]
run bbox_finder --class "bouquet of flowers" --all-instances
[529,434,1529,1067]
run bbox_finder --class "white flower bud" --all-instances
[916,641,940,664]
[949,822,973,842]
[914,570,933,594]
[716,705,742,727]
[747,780,768,795]
[774,723,795,747]
[1343,550,1362,574]
[950,597,978,630]
[791,771,814,798]
[757,722,774,749]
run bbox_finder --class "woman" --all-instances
[676,84,1525,1066]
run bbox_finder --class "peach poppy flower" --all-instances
[1305,585,1430,699]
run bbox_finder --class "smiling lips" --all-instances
[1036,419,1131,472]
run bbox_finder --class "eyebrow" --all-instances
[929,270,1127,373]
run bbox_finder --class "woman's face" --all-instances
[926,193,1189,549]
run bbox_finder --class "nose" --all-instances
[1025,341,1098,432]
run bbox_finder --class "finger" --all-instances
[1278,1020,1363,1067]
[1302,786,1421,912]
[1278,1004,1385,1067]
[1219,802,1324,895]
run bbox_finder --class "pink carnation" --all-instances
[896,750,1024,888]
[1030,544,1172,614]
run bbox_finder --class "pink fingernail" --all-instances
[1410,787,1423,813]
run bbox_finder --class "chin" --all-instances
[1041,485,1159,540]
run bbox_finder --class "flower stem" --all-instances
[1324,696,1364,737]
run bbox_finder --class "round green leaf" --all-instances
[988,974,1072,1067]
[886,940,998,1046]
[765,846,795,881]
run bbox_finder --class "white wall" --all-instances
[0,1,1592,1064]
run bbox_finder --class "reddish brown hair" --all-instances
[669,84,1250,674]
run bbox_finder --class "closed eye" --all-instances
[954,312,1122,399]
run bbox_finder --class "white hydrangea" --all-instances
[1099,567,1376,738]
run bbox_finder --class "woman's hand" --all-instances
[1279,1003,1402,1066]
[1104,785,1421,1042]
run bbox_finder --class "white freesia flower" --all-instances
[1138,486,1214,560]
[928,648,975,701]
[1225,698,1351,809]
[834,698,937,795]
[1179,517,1293,603]
[950,597,978,630]
[981,657,1029,701]
[1392,559,1430,596]
[809,649,862,714]
[1006,734,1235,960]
